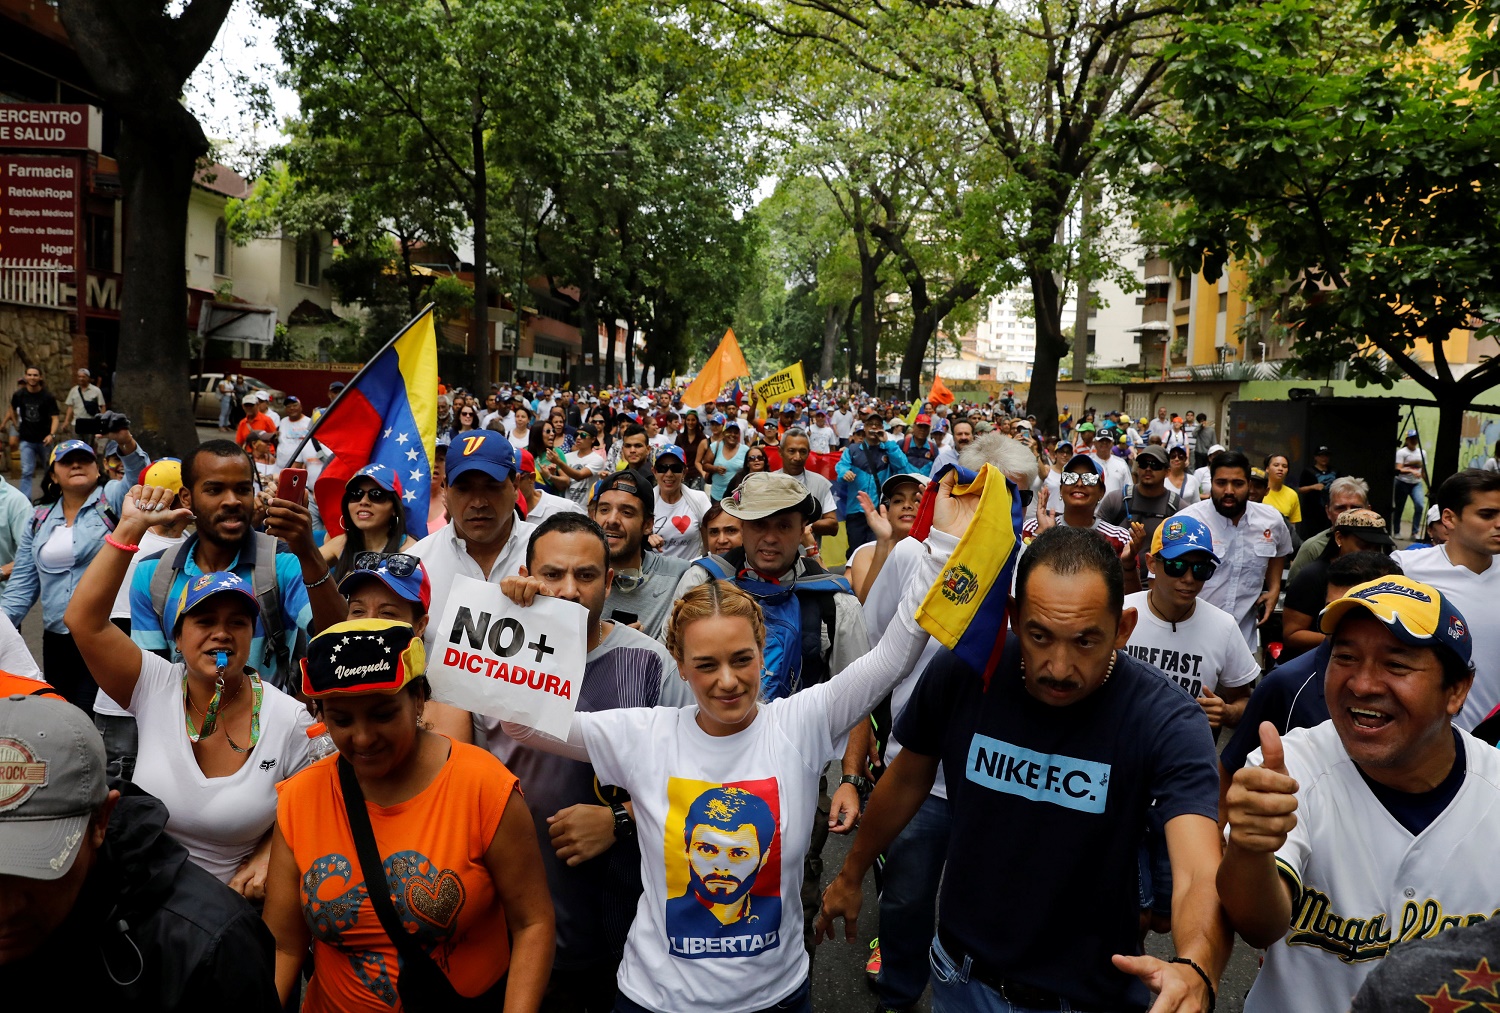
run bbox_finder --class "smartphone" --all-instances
[277,467,308,505]
[611,609,639,626]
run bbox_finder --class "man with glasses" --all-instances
[592,470,688,638]
[650,445,710,560]
[1289,476,1371,579]
[1097,445,1183,580]
[1124,514,1258,937]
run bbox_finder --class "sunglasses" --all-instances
[353,551,421,576]
[655,460,685,474]
[1059,472,1101,487]
[346,486,396,504]
[1136,458,1166,471]
[1161,558,1217,581]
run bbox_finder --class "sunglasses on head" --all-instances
[1059,472,1101,487]
[346,485,396,504]
[1161,558,1217,581]
[353,551,421,576]
[655,460,685,474]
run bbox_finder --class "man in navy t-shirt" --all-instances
[818,525,1227,1013]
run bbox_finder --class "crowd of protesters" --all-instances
[2,366,1499,1013]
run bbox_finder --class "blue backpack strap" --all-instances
[693,555,735,583]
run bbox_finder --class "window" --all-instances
[213,218,228,276]
[1218,292,1228,313]
[295,233,321,286]
[1178,273,1192,301]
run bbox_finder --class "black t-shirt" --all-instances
[1282,556,1331,619]
[894,636,1220,1011]
[10,389,58,442]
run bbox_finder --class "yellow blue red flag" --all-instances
[305,306,438,538]
[910,463,1022,688]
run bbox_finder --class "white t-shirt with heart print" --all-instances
[653,486,712,560]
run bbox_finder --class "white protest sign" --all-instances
[429,574,587,740]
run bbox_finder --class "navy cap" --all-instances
[444,431,518,484]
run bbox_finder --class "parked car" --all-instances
[189,373,287,423]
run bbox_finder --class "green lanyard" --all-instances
[184,654,264,754]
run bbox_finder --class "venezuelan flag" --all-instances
[308,307,438,538]
[909,463,1022,688]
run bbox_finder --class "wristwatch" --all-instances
[838,773,873,802]
[611,801,635,841]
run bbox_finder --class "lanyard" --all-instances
[184,655,264,754]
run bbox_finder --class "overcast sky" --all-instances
[184,5,297,164]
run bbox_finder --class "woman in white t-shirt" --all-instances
[845,473,927,601]
[64,483,314,896]
[501,475,975,1013]
[652,445,712,560]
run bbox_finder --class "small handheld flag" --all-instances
[909,463,1022,689]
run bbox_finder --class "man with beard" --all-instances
[666,786,781,947]
[129,440,343,689]
[1177,450,1292,649]
[592,469,688,639]
[412,430,535,656]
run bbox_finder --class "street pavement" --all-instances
[6,423,1266,1011]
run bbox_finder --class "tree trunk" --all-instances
[604,311,618,386]
[819,303,840,380]
[1071,184,1094,387]
[112,128,202,457]
[470,120,491,389]
[578,282,599,388]
[623,314,637,386]
[857,243,880,390]
[1432,392,1465,489]
[1028,269,1067,436]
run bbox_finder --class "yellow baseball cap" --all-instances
[142,458,183,495]
[1319,576,1472,666]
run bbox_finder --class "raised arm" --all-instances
[65,484,189,708]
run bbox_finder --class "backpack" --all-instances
[695,549,849,701]
[146,531,294,689]
[29,489,116,538]
[900,435,936,468]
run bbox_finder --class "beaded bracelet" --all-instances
[104,534,140,553]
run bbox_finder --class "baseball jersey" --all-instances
[1390,545,1500,731]
[1242,722,1500,1013]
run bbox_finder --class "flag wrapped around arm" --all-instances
[308,308,438,539]
[908,463,1023,689]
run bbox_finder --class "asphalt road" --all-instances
[11,424,1265,1012]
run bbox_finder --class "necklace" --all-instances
[1019,650,1118,686]
[183,669,264,753]
[1146,593,1194,631]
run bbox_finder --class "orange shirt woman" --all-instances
[277,743,518,1010]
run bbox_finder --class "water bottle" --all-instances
[305,721,338,761]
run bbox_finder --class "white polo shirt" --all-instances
[411,517,536,656]
[1177,499,1292,647]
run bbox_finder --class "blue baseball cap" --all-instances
[444,431,518,484]
[171,571,260,633]
[1064,453,1104,475]
[1150,516,1220,563]
[655,444,686,465]
[338,553,433,613]
[49,439,95,466]
[350,463,402,494]
[710,412,727,426]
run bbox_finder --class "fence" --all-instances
[0,259,66,310]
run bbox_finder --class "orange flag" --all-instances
[927,375,955,406]
[682,329,750,406]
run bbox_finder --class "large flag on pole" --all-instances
[681,328,749,407]
[909,464,1022,689]
[294,305,439,539]
[753,361,807,417]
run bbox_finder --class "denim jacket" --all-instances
[2,445,147,633]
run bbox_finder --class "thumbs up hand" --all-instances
[1225,722,1300,854]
